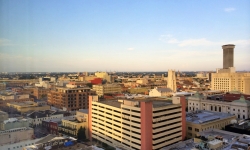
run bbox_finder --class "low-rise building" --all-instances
[0,98,34,107]
[186,110,236,138]
[188,93,250,119]
[92,84,122,96]
[22,135,79,150]
[7,101,50,114]
[95,72,111,83]
[33,87,50,99]
[28,110,64,126]
[161,129,245,150]
[149,87,173,97]
[225,119,250,135]
[59,109,89,138]
[0,127,34,145]
[0,110,8,122]
[0,83,6,90]
[0,118,29,130]
[0,93,30,100]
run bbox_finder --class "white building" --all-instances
[28,111,64,126]
[149,87,173,97]
[187,93,250,119]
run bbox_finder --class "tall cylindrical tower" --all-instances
[222,44,235,69]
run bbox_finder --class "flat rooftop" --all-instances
[98,97,175,108]
[186,110,234,124]
[198,129,241,143]
[161,139,196,150]
[161,129,244,150]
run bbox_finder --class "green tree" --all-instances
[86,83,93,88]
[77,126,86,141]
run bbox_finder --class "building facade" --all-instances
[33,87,51,99]
[47,85,95,111]
[187,93,250,119]
[167,70,176,92]
[7,101,50,114]
[186,110,236,138]
[95,72,111,83]
[59,110,89,138]
[211,72,250,94]
[149,87,173,97]
[0,127,34,145]
[92,84,121,96]
[0,118,29,130]
[211,44,250,94]
[28,111,64,126]
[89,95,186,150]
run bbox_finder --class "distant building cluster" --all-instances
[0,44,250,150]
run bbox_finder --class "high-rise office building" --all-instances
[211,44,250,94]
[88,96,186,150]
[167,70,177,92]
[222,44,235,69]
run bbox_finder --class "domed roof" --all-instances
[187,92,204,100]
[232,95,250,105]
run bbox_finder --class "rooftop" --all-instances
[161,129,244,150]
[189,93,250,102]
[28,110,58,119]
[160,139,196,150]
[3,118,28,124]
[186,110,234,124]
[97,97,175,108]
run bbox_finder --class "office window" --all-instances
[188,127,192,130]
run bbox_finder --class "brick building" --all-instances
[48,84,95,111]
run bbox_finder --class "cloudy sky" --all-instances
[0,0,249,72]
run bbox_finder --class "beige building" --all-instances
[136,78,148,85]
[149,87,173,97]
[188,93,250,119]
[28,110,64,126]
[92,84,121,96]
[0,127,34,145]
[211,44,250,94]
[186,110,236,138]
[7,101,50,114]
[0,110,8,122]
[89,95,186,150]
[0,83,6,90]
[167,70,177,92]
[0,118,29,130]
[48,84,95,111]
[95,72,111,83]
[0,93,30,100]
[211,72,250,94]
[60,110,89,138]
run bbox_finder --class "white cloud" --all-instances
[178,38,216,47]
[224,7,236,12]
[159,34,250,47]
[127,47,134,51]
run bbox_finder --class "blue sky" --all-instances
[0,0,249,72]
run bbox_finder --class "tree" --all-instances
[77,126,86,141]
[86,83,93,88]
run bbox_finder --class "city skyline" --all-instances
[0,0,250,72]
